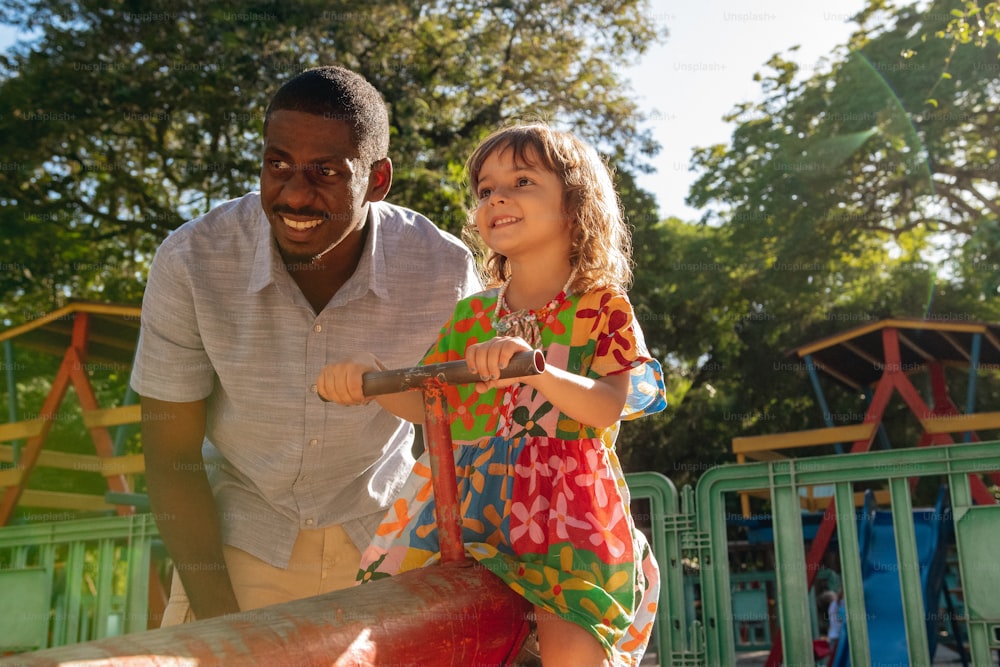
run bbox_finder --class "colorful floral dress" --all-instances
[357,286,667,665]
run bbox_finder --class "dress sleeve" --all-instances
[579,290,667,421]
[420,316,460,366]
[420,293,497,365]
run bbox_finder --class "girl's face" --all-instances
[472,146,572,265]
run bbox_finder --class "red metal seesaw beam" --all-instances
[0,562,534,666]
[4,350,545,665]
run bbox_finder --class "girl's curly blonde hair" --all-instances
[464,124,633,295]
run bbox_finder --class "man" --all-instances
[131,66,480,624]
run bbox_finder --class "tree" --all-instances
[0,0,681,487]
[688,0,998,267]
[617,0,1000,476]
[0,0,664,322]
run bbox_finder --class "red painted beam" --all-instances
[423,379,466,564]
[2,563,532,666]
[0,317,82,525]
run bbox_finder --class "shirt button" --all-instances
[308,438,318,447]
[313,324,322,333]
[305,518,315,526]
[311,384,318,393]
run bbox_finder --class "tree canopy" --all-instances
[2,0,1000,484]
[0,0,670,519]
[616,0,1000,479]
[0,0,663,319]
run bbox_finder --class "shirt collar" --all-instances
[364,202,389,300]
[248,205,279,294]
[246,202,389,300]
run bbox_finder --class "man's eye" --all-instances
[270,159,291,170]
[318,166,337,177]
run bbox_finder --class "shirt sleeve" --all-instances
[129,235,216,402]
[458,254,484,299]
[583,290,667,421]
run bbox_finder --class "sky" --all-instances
[630,0,871,220]
[0,0,871,221]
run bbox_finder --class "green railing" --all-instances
[3,444,997,665]
[0,513,158,653]
[730,570,776,650]
[696,441,1000,666]
[625,471,701,666]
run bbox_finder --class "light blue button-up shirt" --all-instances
[131,193,480,567]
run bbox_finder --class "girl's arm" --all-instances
[317,354,426,424]
[465,337,629,429]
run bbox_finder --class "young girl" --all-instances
[317,124,667,666]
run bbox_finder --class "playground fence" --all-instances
[2,443,999,666]
[0,513,158,654]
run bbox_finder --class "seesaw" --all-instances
[2,351,546,666]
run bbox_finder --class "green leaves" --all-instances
[617,0,1000,476]
[0,0,663,324]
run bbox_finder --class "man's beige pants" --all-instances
[160,524,362,626]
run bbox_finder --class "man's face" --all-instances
[260,109,375,264]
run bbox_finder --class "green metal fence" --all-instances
[0,477,692,662]
[696,441,1000,666]
[625,471,703,666]
[2,444,997,665]
[0,513,158,653]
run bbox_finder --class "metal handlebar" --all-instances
[361,349,545,396]
[351,349,545,565]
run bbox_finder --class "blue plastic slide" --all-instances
[832,487,951,667]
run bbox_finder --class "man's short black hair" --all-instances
[264,66,390,165]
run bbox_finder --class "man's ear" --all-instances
[366,158,393,202]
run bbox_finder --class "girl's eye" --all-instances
[517,177,532,187]
[478,188,492,199]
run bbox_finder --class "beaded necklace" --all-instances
[490,274,574,347]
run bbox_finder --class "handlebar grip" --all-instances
[361,349,545,397]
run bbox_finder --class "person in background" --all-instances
[819,587,843,662]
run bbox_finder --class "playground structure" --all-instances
[1,309,999,665]
[0,302,146,522]
[732,318,1000,666]
[828,487,953,667]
